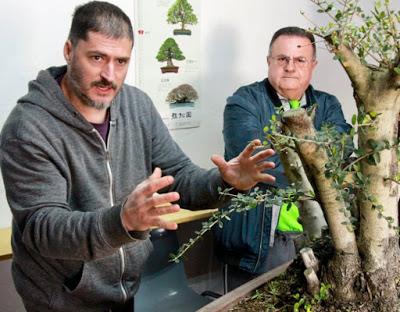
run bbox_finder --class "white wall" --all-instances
[0,0,356,227]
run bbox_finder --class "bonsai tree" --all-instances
[166,84,198,106]
[167,0,198,35]
[156,38,185,74]
[173,1,399,311]
[291,0,399,309]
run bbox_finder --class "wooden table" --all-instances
[0,227,12,261]
[0,208,217,261]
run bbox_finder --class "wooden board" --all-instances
[160,208,217,225]
[0,227,12,260]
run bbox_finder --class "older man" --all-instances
[214,26,351,291]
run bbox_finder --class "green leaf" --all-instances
[367,139,378,150]
[368,111,378,119]
[394,67,400,75]
[373,153,381,164]
[356,171,364,181]
[351,114,357,125]
[325,4,333,12]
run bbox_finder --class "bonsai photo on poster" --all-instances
[167,0,198,36]
[165,84,198,108]
[156,37,185,74]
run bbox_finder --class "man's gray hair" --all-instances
[68,1,134,46]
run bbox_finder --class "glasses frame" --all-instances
[269,55,315,68]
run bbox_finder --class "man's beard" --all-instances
[67,61,117,110]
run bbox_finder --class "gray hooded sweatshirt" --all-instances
[0,66,226,311]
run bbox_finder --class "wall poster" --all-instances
[134,0,201,130]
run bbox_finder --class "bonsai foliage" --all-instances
[165,84,198,104]
[156,38,185,73]
[167,0,198,35]
[305,0,400,71]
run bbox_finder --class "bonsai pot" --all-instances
[169,101,195,109]
[173,29,191,36]
[160,66,179,74]
[197,261,291,312]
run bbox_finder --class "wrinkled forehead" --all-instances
[270,35,314,58]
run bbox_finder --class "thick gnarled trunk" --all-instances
[328,39,400,309]
[282,109,360,301]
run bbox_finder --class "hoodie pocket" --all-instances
[63,251,124,305]
[62,239,153,305]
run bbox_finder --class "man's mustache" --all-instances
[91,79,117,89]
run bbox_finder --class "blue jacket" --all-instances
[214,78,351,274]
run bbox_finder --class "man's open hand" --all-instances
[211,139,276,191]
[121,168,181,232]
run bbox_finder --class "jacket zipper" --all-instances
[92,122,128,303]
[254,203,267,272]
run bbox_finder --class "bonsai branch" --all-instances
[170,188,314,262]
[335,44,371,96]
[270,132,332,146]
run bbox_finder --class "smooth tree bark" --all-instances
[333,42,400,309]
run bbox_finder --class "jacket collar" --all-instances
[265,78,316,108]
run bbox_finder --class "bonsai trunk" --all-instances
[166,59,174,67]
[279,145,327,239]
[356,89,400,309]
[329,40,400,309]
[282,109,361,301]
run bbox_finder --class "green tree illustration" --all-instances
[167,0,198,35]
[156,38,185,73]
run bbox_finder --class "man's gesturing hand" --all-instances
[121,167,180,232]
[211,139,276,191]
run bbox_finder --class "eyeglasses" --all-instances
[269,55,313,68]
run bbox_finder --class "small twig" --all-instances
[270,132,332,146]
[338,0,352,44]
[343,142,399,172]
[300,10,322,28]
[343,151,375,171]
[385,2,400,57]
[309,0,340,22]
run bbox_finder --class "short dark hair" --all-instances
[68,1,133,46]
[268,26,316,58]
